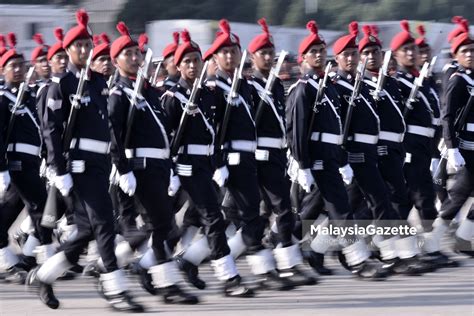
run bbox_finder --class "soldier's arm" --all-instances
[442,75,464,149]
[290,83,312,169]
[0,96,10,171]
[161,91,182,135]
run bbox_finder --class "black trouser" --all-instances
[8,154,52,245]
[294,184,325,240]
[60,163,118,272]
[403,134,437,229]
[257,149,294,247]
[179,156,230,260]
[377,143,411,220]
[347,142,398,222]
[0,187,25,249]
[226,152,265,252]
[439,149,474,221]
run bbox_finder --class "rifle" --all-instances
[402,62,429,119]
[4,66,35,146]
[216,50,248,149]
[428,56,438,78]
[371,50,391,101]
[433,87,474,188]
[342,59,368,147]
[170,60,210,156]
[307,62,333,142]
[150,57,164,87]
[123,48,153,148]
[254,50,288,127]
[41,52,94,228]
[107,68,119,89]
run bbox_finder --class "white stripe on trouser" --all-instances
[23,235,40,257]
[100,269,128,296]
[228,230,247,259]
[342,240,370,267]
[138,248,158,270]
[211,254,239,281]
[149,261,182,288]
[37,251,73,284]
[0,247,19,270]
[423,218,449,253]
[182,236,211,266]
[456,219,474,241]
[375,236,399,261]
[246,249,276,275]
[273,244,303,270]
[395,236,419,259]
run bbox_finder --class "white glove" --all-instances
[109,164,119,185]
[119,171,137,196]
[430,158,440,174]
[297,168,315,193]
[168,170,181,196]
[39,159,47,178]
[447,148,465,171]
[0,171,11,195]
[213,166,229,187]
[54,173,73,196]
[339,164,354,185]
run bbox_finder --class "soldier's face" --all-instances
[49,51,68,74]
[336,48,359,74]
[303,44,327,70]
[114,46,142,77]
[360,46,382,71]
[92,55,114,77]
[215,45,241,72]
[251,47,275,72]
[66,38,93,68]
[394,42,417,68]
[164,56,178,77]
[455,43,474,70]
[177,52,202,82]
[35,55,51,79]
[2,57,26,84]
[418,46,431,67]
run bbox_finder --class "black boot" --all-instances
[224,275,255,297]
[104,291,145,312]
[255,270,295,291]
[279,266,318,287]
[161,284,199,304]
[425,251,459,268]
[302,251,333,275]
[175,256,206,290]
[383,257,429,276]
[454,236,474,257]
[82,261,101,278]
[15,255,37,272]
[350,261,388,281]
[137,266,157,295]
[4,265,27,284]
[25,267,59,309]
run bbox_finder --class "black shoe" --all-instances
[82,261,101,278]
[25,267,60,309]
[302,251,333,275]
[175,256,206,290]
[255,270,295,291]
[69,264,84,274]
[279,266,318,287]
[161,284,199,304]
[454,237,474,257]
[384,257,429,276]
[57,270,77,281]
[137,266,157,296]
[104,291,145,312]
[15,255,37,272]
[224,275,255,298]
[426,251,459,268]
[4,265,27,284]
[13,231,28,248]
[351,262,388,281]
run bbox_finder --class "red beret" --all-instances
[0,33,23,68]
[138,33,148,54]
[358,25,382,52]
[174,29,201,66]
[0,34,7,57]
[415,24,429,48]
[63,9,92,49]
[206,19,240,57]
[448,16,468,43]
[390,20,414,51]
[92,33,111,60]
[451,22,473,54]
[162,32,179,59]
[47,28,65,60]
[248,18,274,53]
[333,21,359,55]
[110,22,137,59]
[31,33,49,62]
[299,21,325,55]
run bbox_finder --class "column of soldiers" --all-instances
[0,8,472,313]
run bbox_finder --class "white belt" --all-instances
[378,131,404,143]
[224,140,257,153]
[465,123,474,132]
[257,137,286,149]
[310,132,343,145]
[432,118,441,126]
[7,143,41,156]
[406,125,435,138]
[70,138,110,154]
[125,147,170,159]
[178,144,214,156]
[459,139,474,151]
[348,133,379,145]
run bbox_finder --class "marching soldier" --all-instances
[31,34,51,85]
[26,10,144,312]
[156,32,180,91]
[91,33,114,80]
